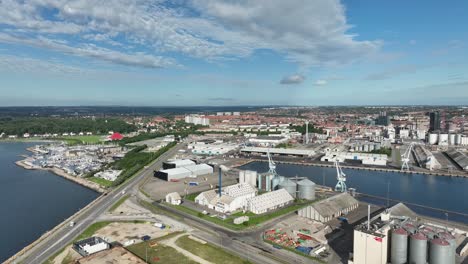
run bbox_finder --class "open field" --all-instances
[88,177,114,187]
[74,221,112,242]
[175,235,252,264]
[62,135,104,145]
[108,194,129,212]
[127,233,196,264]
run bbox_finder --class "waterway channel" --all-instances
[0,142,99,262]
[240,161,468,224]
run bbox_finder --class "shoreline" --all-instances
[242,159,468,178]
[15,159,105,193]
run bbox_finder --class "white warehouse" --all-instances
[246,188,294,214]
[321,152,388,166]
[194,183,257,213]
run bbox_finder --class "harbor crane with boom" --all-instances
[334,160,347,192]
[401,142,415,171]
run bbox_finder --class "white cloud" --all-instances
[315,80,327,86]
[280,74,305,85]
[0,0,380,69]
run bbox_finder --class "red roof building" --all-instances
[110,132,124,141]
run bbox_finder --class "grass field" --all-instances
[127,232,195,264]
[74,221,112,242]
[88,176,114,187]
[175,235,252,264]
[108,194,129,212]
[60,135,103,145]
[184,192,199,202]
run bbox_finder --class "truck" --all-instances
[69,221,75,227]
[154,222,166,229]
[337,216,348,223]
[188,182,199,186]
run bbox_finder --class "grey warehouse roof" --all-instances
[309,192,358,217]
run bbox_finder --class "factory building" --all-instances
[73,237,110,256]
[194,183,256,213]
[246,188,294,214]
[298,192,359,222]
[162,159,196,170]
[155,167,192,181]
[320,152,388,166]
[240,147,316,157]
[165,192,182,205]
[154,163,213,181]
[351,203,461,264]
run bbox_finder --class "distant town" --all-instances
[2,105,468,264]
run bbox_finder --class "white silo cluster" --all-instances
[390,223,457,264]
[427,133,468,146]
[352,142,381,152]
[239,170,257,187]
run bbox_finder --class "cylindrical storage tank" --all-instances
[391,228,408,264]
[410,232,428,264]
[429,238,451,264]
[428,133,438,145]
[449,134,456,145]
[297,179,316,200]
[271,176,281,191]
[403,223,417,234]
[363,144,369,152]
[375,143,381,150]
[278,178,297,198]
[439,134,448,144]
[438,232,456,264]
[369,144,375,151]
[421,227,436,239]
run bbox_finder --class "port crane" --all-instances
[267,148,278,177]
[334,160,347,192]
[401,143,415,171]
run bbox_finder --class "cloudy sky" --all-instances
[0,0,467,106]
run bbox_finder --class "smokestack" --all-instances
[367,204,371,230]
[218,166,222,197]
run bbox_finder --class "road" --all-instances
[15,143,186,264]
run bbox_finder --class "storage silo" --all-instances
[368,144,375,151]
[439,134,449,145]
[278,178,297,198]
[438,232,456,264]
[410,232,428,264]
[391,228,408,264]
[421,227,436,239]
[271,176,281,191]
[245,170,257,187]
[428,133,438,145]
[429,238,451,264]
[455,134,462,145]
[297,179,316,200]
[239,171,245,184]
[403,222,417,234]
[363,144,369,152]
[449,134,456,145]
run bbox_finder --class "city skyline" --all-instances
[1,0,468,106]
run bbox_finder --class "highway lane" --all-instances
[17,143,185,264]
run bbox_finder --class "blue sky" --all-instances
[0,0,467,106]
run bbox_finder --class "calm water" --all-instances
[0,142,99,262]
[240,162,468,224]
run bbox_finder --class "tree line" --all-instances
[0,117,136,136]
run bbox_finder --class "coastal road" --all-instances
[15,143,186,264]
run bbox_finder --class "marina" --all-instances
[0,142,99,263]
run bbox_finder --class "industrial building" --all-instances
[298,192,359,222]
[247,136,289,147]
[73,237,110,256]
[445,150,468,171]
[240,146,316,157]
[154,163,213,181]
[194,183,257,213]
[413,145,441,170]
[320,151,388,166]
[350,204,462,264]
[189,142,239,155]
[165,192,182,205]
[162,159,196,170]
[246,188,294,214]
